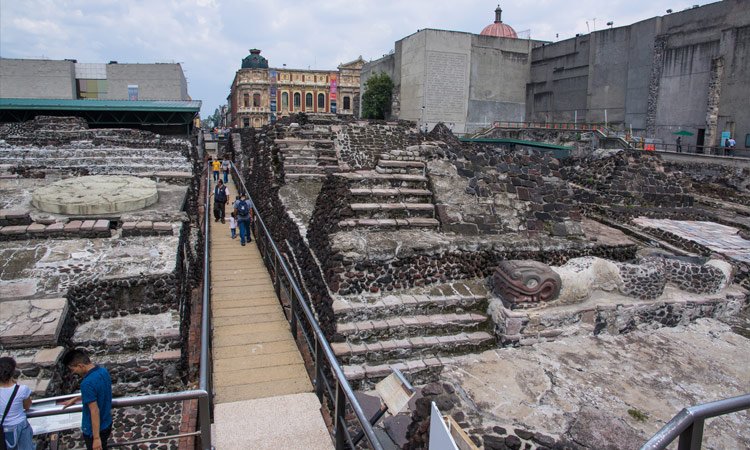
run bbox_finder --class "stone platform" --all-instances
[0,298,67,348]
[32,175,158,215]
[436,319,750,449]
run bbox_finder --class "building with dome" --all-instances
[361,5,545,134]
[228,49,364,128]
[480,5,518,39]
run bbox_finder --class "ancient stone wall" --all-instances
[235,126,338,337]
[336,122,422,170]
[561,149,693,207]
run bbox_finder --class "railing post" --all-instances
[290,291,298,337]
[334,382,347,450]
[677,419,704,450]
[199,394,213,450]
[315,340,324,400]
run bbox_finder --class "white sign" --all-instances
[429,401,458,450]
[28,395,81,435]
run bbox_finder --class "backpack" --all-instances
[237,200,250,217]
[215,186,227,202]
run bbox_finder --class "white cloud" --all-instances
[0,0,716,117]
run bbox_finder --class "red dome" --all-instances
[480,5,517,38]
[480,22,518,38]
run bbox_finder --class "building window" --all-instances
[318,93,325,109]
[253,93,261,107]
[302,75,305,82]
[243,93,249,107]
[294,92,301,108]
[76,79,108,99]
[282,92,289,110]
[254,118,261,127]
[305,93,313,109]
[243,118,250,128]
[343,96,351,110]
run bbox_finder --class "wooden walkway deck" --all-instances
[210,179,312,404]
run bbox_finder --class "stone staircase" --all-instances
[337,150,439,229]
[276,137,340,181]
[330,281,495,389]
[0,145,191,175]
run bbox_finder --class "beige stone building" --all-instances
[229,49,364,128]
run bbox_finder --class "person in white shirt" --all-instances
[229,211,237,239]
[0,357,34,450]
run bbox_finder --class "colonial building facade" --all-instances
[229,49,364,128]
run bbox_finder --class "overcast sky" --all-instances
[0,0,714,117]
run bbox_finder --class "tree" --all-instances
[361,72,394,119]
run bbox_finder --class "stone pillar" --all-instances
[645,36,667,138]
[704,57,725,148]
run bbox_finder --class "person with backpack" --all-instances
[212,180,228,223]
[234,193,254,246]
[1,357,35,450]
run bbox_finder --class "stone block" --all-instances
[80,220,96,231]
[33,346,65,366]
[26,223,47,234]
[122,222,137,231]
[153,350,181,361]
[93,219,110,232]
[153,222,173,232]
[0,225,28,235]
[0,209,30,220]
[64,220,82,232]
[45,223,64,233]
[343,365,365,380]
[136,221,154,230]
[0,298,68,348]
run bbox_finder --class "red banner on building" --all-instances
[329,73,337,100]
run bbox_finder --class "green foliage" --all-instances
[361,72,394,119]
[627,408,649,422]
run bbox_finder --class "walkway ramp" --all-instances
[209,178,332,449]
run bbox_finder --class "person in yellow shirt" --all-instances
[211,158,221,182]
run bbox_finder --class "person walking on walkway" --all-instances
[229,211,237,239]
[221,158,231,184]
[211,158,222,182]
[675,136,682,153]
[1,357,35,450]
[62,349,113,450]
[213,180,228,223]
[234,193,254,246]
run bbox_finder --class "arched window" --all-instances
[253,93,261,107]
[305,93,313,109]
[317,93,325,109]
[242,118,249,128]
[253,118,261,127]
[282,92,289,110]
[343,96,351,110]
[293,92,301,108]
[243,93,249,107]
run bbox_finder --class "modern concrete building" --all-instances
[527,0,750,149]
[364,0,749,149]
[361,6,545,134]
[0,58,190,101]
[228,49,364,128]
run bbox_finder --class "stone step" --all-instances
[284,164,338,173]
[343,356,455,390]
[332,294,489,322]
[374,166,425,175]
[285,173,327,180]
[276,138,334,146]
[0,298,68,349]
[335,313,490,343]
[4,346,65,381]
[350,203,435,212]
[379,152,422,161]
[283,155,339,163]
[377,160,425,169]
[342,172,428,183]
[349,188,432,198]
[337,218,440,228]
[331,331,494,365]
[71,311,181,355]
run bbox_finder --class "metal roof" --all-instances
[0,98,201,112]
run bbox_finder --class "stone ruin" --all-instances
[230,117,749,448]
[0,116,203,448]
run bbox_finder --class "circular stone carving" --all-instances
[32,175,158,215]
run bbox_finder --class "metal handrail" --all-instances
[25,166,215,449]
[230,161,384,450]
[641,393,750,449]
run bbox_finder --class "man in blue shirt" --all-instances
[233,192,254,246]
[62,349,113,450]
